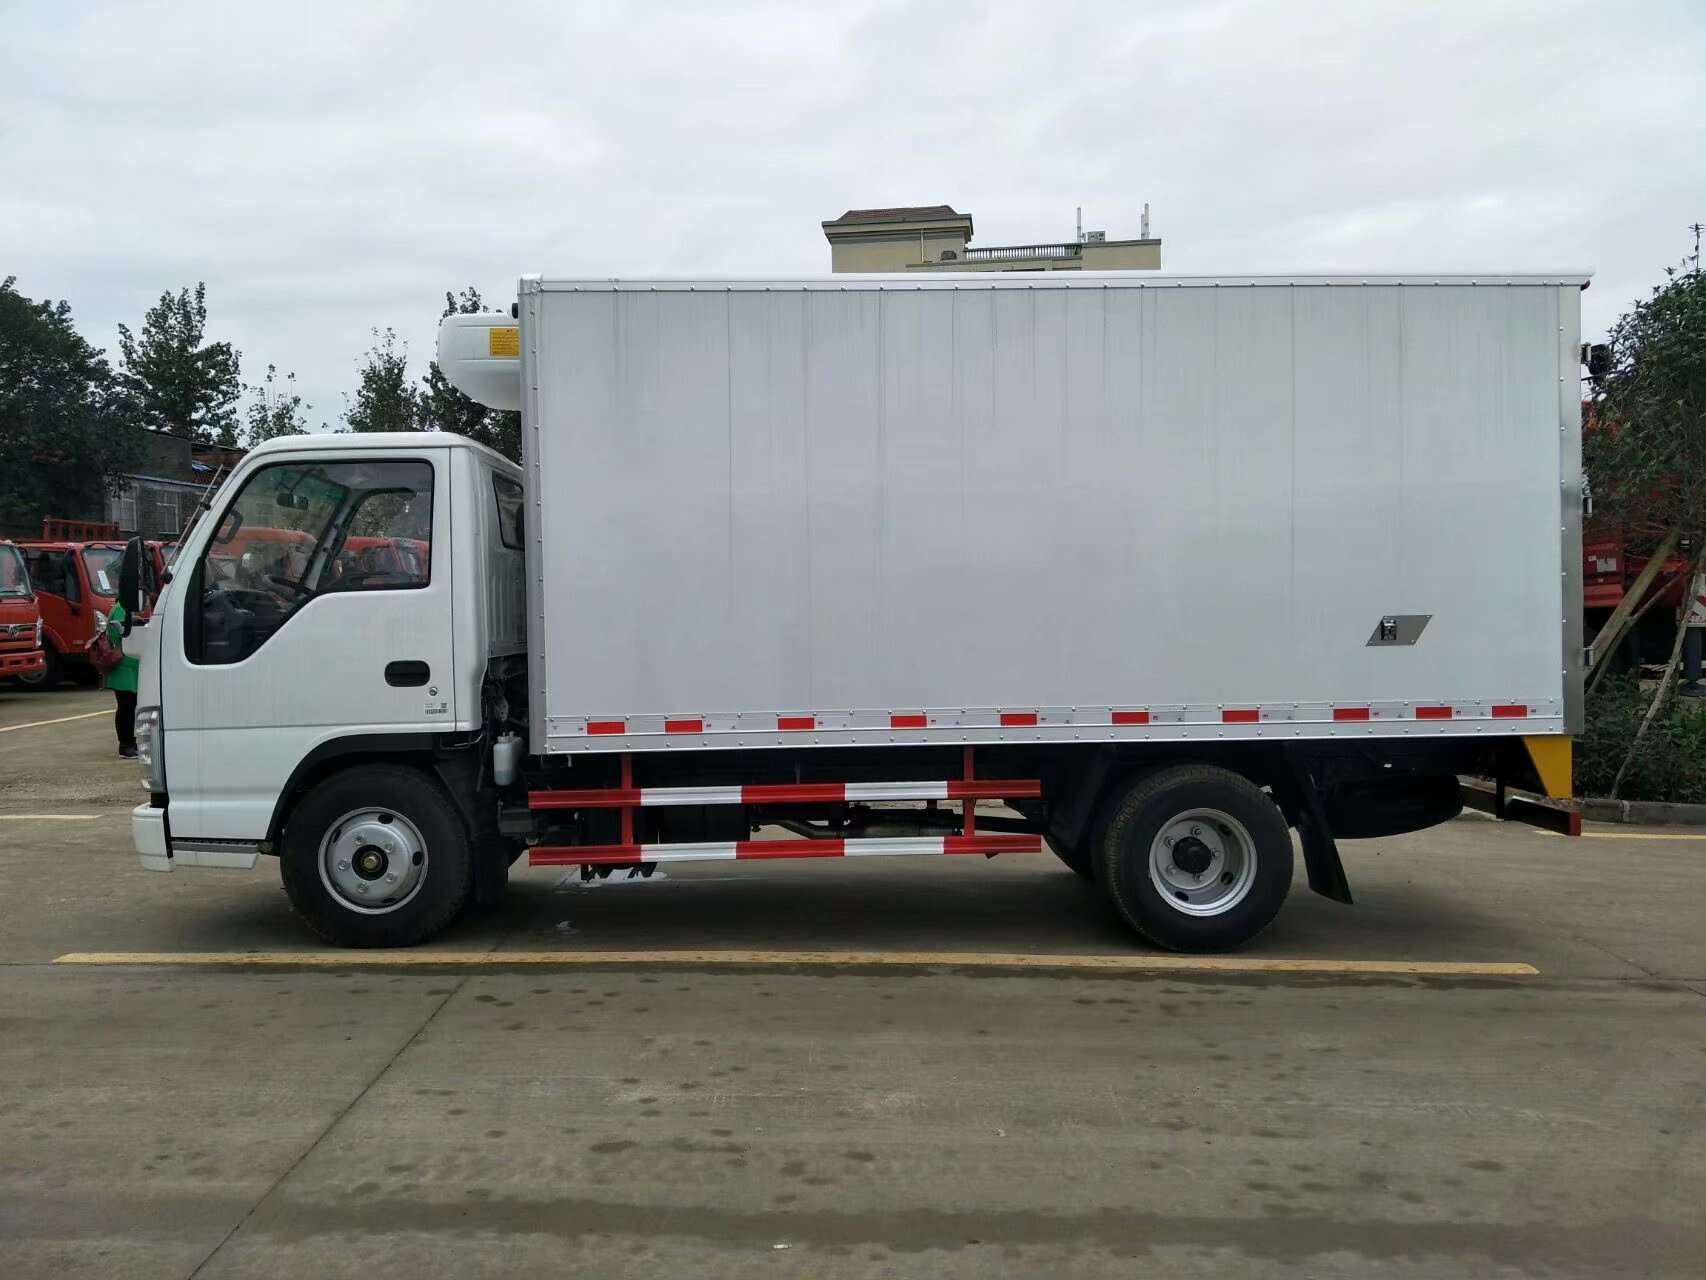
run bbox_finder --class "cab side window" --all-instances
[188,459,433,665]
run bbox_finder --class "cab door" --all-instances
[160,447,454,840]
[22,549,83,666]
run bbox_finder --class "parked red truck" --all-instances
[14,540,128,688]
[1583,530,1695,667]
[0,540,47,683]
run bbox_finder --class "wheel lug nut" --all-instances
[337,861,349,871]
[386,873,398,883]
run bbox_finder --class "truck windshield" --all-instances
[0,545,29,597]
[81,546,123,598]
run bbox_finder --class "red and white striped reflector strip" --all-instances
[568,703,1549,738]
[529,833,1042,867]
[530,778,1042,810]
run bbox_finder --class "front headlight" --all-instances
[34,617,42,647]
[134,706,165,792]
[93,609,108,635]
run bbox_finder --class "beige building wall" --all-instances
[1081,240,1162,270]
[829,230,971,272]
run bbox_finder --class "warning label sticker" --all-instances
[487,326,520,358]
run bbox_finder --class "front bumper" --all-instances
[133,804,171,872]
[0,648,45,677]
[133,804,261,872]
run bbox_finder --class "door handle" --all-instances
[385,660,430,687]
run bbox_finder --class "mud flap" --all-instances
[1284,757,1353,905]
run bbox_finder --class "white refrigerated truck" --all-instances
[127,272,1586,950]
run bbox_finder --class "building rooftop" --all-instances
[823,205,969,227]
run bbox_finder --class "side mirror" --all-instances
[118,537,142,628]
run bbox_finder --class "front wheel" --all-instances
[1095,764,1293,952]
[14,647,61,690]
[279,764,472,947]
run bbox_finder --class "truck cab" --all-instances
[0,541,47,683]
[14,540,125,688]
[129,433,526,922]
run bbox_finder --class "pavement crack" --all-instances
[1562,929,1661,980]
[182,973,472,1280]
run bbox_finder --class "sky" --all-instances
[4,0,1703,432]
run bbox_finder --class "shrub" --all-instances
[1577,673,1706,803]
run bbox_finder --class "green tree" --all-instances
[1584,246,1706,794]
[116,282,243,445]
[344,327,418,433]
[417,286,521,462]
[244,364,313,444]
[0,277,140,534]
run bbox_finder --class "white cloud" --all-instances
[3,0,1702,426]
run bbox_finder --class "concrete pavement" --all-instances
[1,689,1703,1277]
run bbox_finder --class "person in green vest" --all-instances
[104,601,140,758]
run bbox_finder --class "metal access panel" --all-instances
[519,274,1586,754]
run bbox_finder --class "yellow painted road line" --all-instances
[0,814,104,822]
[51,951,1540,977]
[0,710,109,734]
[1535,828,1706,841]
[1582,831,1706,840]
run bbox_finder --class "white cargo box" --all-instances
[516,274,1584,754]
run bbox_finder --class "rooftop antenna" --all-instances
[1076,206,1083,244]
[1691,221,1703,275]
[1141,202,1151,239]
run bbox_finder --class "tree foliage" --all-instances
[244,363,314,445]
[343,327,419,434]
[0,276,140,534]
[1587,259,1706,540]
[117,282,243,446]
[1583,246,1706,791]
[417,286,522,462]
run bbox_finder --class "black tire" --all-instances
[279,764,473,947]
[15,647,61,690]
[1094,764,1293,952]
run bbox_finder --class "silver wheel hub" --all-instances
[319,809,428,915]
[1149,807,1257,917]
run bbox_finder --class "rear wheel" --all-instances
[1095,764,1293,952]
[279,764,472,947]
